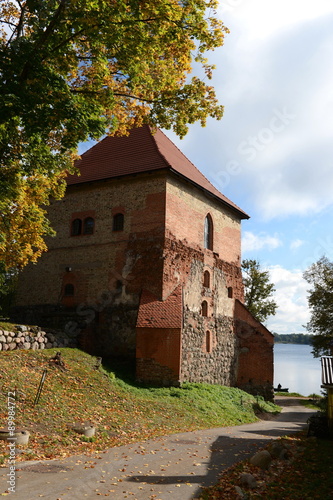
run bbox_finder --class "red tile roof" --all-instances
[67,126,249,219]
[136,286,182,329]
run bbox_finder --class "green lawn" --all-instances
[0,348,279,462]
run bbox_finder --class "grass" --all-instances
[199,432,333,499]
[0,321,18,332]
[0,348,280,462]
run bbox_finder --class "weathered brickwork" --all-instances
[14,173,167,309]
[166,177,242,264]
[235,300,274,400]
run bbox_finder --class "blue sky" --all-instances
[163,0,333,334]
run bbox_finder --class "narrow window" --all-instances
[206,331,212,353]
[71,218,82,236]
[83,217,94,235]
[201,300,208,317]
[203,271,210,288]
[113,213,124,231]
[228,286,233,298]
[204,214,213,250]
[64,284,74,296]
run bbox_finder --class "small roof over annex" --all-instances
[136,286,182,329]
[67,125,249,220]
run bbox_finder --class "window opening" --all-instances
[204,214,213,250]
[228,287,233,298]
[203,271,210,288]
[64,284,74,296]
[113,213,124,231]
[71,218,82,236]
[83,217,94,235]
[206,331,212,353]
[201,300,208,317]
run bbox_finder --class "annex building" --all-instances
[13,126,274,398]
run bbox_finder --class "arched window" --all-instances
[204,214,213,250]
[83,217,94,235]
[71,218,82,236]
[112,213,124,232]
[203,271,210,288]
[206,331,212,353]
[64,284,74,296]
[201,300,208,317]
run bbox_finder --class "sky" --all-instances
[163,0,333,335]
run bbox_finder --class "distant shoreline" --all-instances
[274,333,313,346]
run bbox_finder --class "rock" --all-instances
[250,450,272,470]
[0,343,2,351]
[269,442,287,459]
[8,342,17,350]
[234,485,246,498]
[45,342,53,349]
[3,344,9,350]
[239,472,258,489]
[16,325,28,332]
[46,333,55,343]
[23,342,31,350]
[39,343,45,349]
[0,335,6,343]
[31,342,39,350]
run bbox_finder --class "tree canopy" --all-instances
[303,256,333,357]
[242,259,278,324]
[0,0,227,269]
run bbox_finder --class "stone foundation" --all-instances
[0,325,77,351]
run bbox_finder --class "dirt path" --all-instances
[1,398,315,500]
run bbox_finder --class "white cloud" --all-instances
[242,231,282,253]
[219,0,333,40]
[167,1,333,221]
[290,239,304,251]
[266,266,310,334]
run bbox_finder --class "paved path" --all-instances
[1,398,314,500]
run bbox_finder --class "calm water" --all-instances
[274,343,322,396]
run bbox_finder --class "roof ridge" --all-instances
[152,128,249,218]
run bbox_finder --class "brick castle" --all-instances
[13,126,274,398]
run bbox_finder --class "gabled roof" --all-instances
[67,125,249,219]
[321,356,333,387]
[136,286,182,329]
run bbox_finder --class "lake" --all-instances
[274,343,322,396]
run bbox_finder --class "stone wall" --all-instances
[181,310,238,385]
[0,325,77,351]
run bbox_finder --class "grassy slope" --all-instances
[0,348,279,462]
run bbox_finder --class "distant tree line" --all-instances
[274,333,314,345]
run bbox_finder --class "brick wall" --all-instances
[12,168,274,397]
[235,300,274,400]
[14,173,167,309]
[136,328,182,385]
[166,176,242,265]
